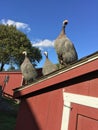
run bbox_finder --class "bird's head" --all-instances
[62,20,68,27]
[44,51,48,58]
[22,51,27,56]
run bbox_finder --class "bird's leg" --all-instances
[59,55,67,67]
[63,62,67,67]
[59,59,65,69]
[25,80,28,85]
[59,64,63,69]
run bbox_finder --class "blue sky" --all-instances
[0,0,98,69]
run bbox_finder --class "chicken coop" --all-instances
[13,51,98,130]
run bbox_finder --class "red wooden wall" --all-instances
[15,89,63,130]
[0,71,22,97]
[64,73,98,130]
[13,52,98,130]
[0,68,42,98]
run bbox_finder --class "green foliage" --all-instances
[0,112,16,130]
[0,24,42,71]
[0,97,19,130]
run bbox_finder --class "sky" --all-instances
[0,0,98,69]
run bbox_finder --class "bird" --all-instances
[54,20,78,68]
[42,51,58,76]
[20,51,38,84]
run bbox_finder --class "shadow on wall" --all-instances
[15,98,41,130]
[14,88,63,130]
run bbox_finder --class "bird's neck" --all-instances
[58,26,66,38]
[25,55,28,60]
[44,53,48,59]
[46,55,48,59]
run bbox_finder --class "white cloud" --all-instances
[32,39,54,50]
[0,19,31,32]
[33,39,54,47]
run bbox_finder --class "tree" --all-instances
[0,24,42,71]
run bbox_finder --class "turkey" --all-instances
[54,20,78,68]
[20,51,38,84]
[42,51,58,75]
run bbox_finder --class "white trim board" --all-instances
[61,92,98,130]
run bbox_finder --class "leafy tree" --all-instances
[0,24,42,71]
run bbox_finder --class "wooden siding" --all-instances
[13,52,98,130]
[0,71,22,97]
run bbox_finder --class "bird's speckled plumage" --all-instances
[42,51,58,75]
[54,20,78,67]
[20,51,37,84]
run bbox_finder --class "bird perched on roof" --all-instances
[54,20,78,68]
[20,51,38,84]
[42,51,58,76]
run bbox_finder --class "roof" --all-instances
[13,51,98,98]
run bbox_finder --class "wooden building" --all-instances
[14,52,98,130]
[0,68,42,98]
[0,71,22,97]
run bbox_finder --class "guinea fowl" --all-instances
[20,51,38,84]
[42,51,58,76]
[54,20,78,68]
